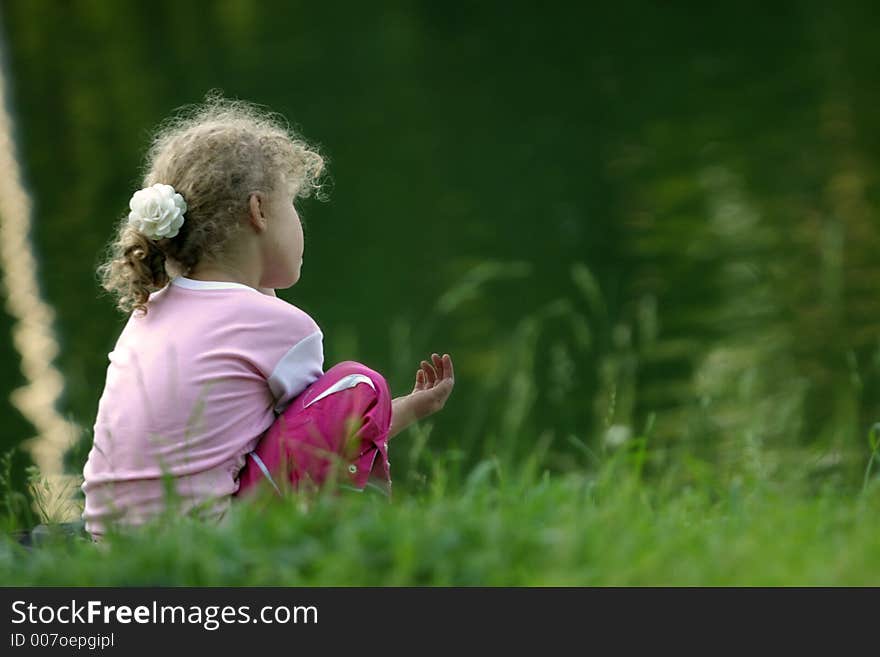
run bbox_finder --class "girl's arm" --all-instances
[387,353,455,439]
[388,397,419,440]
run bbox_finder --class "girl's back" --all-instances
[82,277,323,537]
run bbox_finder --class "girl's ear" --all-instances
[248,192,267,232]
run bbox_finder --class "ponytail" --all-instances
[98,223,169,315]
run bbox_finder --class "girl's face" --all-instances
[259,178,304,289]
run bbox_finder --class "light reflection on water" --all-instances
[0,61,82,520]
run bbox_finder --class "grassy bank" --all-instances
[2,455,879,586]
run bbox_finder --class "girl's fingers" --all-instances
[421,360,437,385]
[415,369,426,390]
[442,353,454,381]
[420,353,456,388]
[432,352,454,382]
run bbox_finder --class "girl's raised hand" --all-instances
[410,353,455,419]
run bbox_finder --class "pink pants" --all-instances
[236,361,393,498]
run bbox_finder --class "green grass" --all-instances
[3,453,879,586]
[3,263,880,586]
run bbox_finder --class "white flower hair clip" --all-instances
[127,183,187,240]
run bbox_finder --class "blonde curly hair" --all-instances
[98,90,325,315]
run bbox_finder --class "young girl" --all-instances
[81,94,455,540]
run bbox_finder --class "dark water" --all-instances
[2,0,879,487]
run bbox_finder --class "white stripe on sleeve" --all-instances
[268,331,324,413]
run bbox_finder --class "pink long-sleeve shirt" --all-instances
[81,277,324,537]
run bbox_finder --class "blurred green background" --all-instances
[1,0,879,494]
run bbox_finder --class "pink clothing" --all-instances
[81,277,326,537]
[236,361,392,497]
